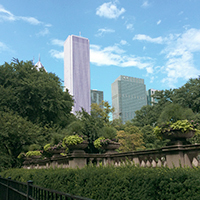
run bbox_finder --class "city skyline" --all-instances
[0,1,200,106]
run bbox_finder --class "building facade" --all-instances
[147,89,159,106]
[64,35,91,114]
[112,75,147,123]
[91,90,103,106]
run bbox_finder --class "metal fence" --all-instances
[0,176,93,200]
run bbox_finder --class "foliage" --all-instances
[43,144,52,151]
[154,120,198,139]
[2,165,200,200]
[62,135,84,147]
[0,110,44,169]
[93,137,105,149]
[25,150,41,157]
[98,126,117,139]
[91,101,114,126]
[158,103,195,123]
[0,59,73,127]
[116,124,145,152]
[140,125,169,149]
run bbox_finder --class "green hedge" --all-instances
[1,165,200,200]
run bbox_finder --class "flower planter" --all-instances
[47,148,66,159]
[101,142,120,153]
[67,141,89,150]
[163,130,195,145]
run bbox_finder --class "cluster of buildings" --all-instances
[36,35,158,124]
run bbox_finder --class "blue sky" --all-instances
[1,0,200,106]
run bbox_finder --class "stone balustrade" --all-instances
[23,143,200,169]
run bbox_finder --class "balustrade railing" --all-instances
[22,143,200,170]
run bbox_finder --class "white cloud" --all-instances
[19,16,41,25]
[161,28,200,85]
[141,1,150,8]
[0,41,9,52]
[134,28,200,86]
[120,40,128,45]
[157,20,161,25]
[126,23,134,30]
[49,49,64,59]
[0,4,51,28]
[133,34,164,44]
[95,28,115,37]
[90,44,153,73]
[51,39,65,46]
[37,28,49,36]
[96,1,125,19]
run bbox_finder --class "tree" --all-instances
[158,103,195,123]
[0,111,45,169]
[116,122,145,152]
[172,78,200,113]
[140,125,169,149]
[132,105,158,127]
[91,101,114,126]
[0,59,73,127]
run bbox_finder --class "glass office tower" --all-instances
[112,75,147,123]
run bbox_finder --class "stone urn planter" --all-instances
[67,141,89,153]
[101,142,120,153]
[47,148,66,158]
[163,130,195,145]
[154,120,197,146]
[94,137,120,154]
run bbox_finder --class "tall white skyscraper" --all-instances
[64,35,91,114]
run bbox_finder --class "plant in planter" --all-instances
[154,120,198,144]
[25,150,42,158]
[62,134,88,151]
[17,152,26,159]
[43,142,66,158]
[94,137,120,152]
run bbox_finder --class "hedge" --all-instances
[1,165,200,200]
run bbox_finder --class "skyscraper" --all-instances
[91,89,104,106]
[112,75,147,123]
[147,89,159,106]
[64,35,91,114]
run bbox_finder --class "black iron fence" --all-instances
[0,176,93,200]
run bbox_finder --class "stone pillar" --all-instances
[68,150,87,168]
[162,144,197,168]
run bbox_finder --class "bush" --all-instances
[1,165,200,200]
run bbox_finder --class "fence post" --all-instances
[27,180,33,200]
[6,177,11,200]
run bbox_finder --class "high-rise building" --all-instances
[34,56,47,72]
[91,90,103,106]
[147,89,159,106]
[112,75,147,123]
[64,35,91,114]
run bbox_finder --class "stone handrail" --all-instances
[23,143,200,169]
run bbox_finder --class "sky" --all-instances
[1,0,200,106]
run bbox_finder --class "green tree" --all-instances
[172,78,200,113]
[0,59,73,127]
[132,105,158,127]
[158,103,195,123]
[140,125,169,149]
[91,101,114,126]
[0,111,45,169]
[116,122,145,152]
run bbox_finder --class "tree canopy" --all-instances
[0,59,74,127]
